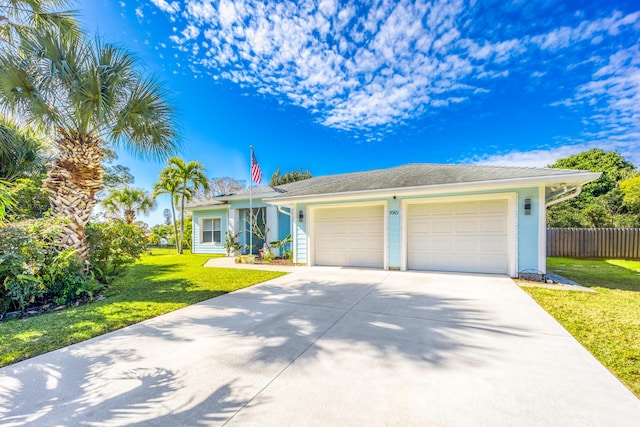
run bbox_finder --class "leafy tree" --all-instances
[102,187,155,224]
[156,158,208,254]
[620,176,640,214]
[547,149,639,227]
[194,176,245,201]
[163,208,172,225]
[0,29,178,260]
[270,167,312,186]
[149,224,173,245]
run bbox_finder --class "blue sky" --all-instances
[76,0,640,226]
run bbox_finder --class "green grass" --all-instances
[0,250,286,367]
[523,258,640,397]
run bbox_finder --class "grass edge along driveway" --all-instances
[0,250,286,367]
[523,257,640,398]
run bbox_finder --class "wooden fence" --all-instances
[546,228,640,259]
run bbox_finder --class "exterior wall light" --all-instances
[524,198,532,215]
[299,210,304,222]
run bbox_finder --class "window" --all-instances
[202,218,221,244]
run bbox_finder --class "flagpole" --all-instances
[249,145,253,255]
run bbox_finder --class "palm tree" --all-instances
[157,158,209,254]
[0,30,179,260]
[153,172,181,253]
[0,0,78,46]
[102,187,155,224]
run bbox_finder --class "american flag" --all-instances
[251,150,262,184]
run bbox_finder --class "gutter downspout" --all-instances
[277,206,292,217]
[545,185,583,208]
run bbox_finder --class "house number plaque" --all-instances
[389,210,399,215]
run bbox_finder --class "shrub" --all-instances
[0,216,96,313]
[263,251,275,262]
[86,219,148,284]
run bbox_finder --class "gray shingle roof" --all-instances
[266,163,595,199]
[188,163,597,208]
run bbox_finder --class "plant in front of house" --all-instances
[86,220,148,285]
[224,231,242,256]
[269,234,292,258]
[0,216,99,317]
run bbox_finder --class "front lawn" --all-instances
[0,250,286,367]
[523,258,640,397]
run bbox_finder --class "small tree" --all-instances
[155,158,208,253]
[154,173,181,253]
[270,167,312,186]
[102,187,156,224]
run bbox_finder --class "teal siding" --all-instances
[278,209,291,241]
[388,198,401,268]
[192,208,228,254]
[516,187,541,273]
[294,204,307,264]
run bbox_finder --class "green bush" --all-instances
[0,217,97,314]
[86,219,148,284]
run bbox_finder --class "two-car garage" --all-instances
[309,195,515,275]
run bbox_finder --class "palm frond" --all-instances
[112,77,180,161]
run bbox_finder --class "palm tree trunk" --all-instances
[43,132,103,261]
[179,189,185,254]
[170,196,179,254]
[124,208,135,224]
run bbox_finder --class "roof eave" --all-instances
[185,203,229,212]
[263,172,601,204]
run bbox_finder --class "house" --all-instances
[186,163,599,278]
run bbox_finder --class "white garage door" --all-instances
[407,199,509,274]
[314,205,384,268]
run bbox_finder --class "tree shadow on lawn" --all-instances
[548,259,640,292]
[0,272,534,426]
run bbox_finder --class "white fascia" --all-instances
[185,204,229,213]
[263,173,601,205]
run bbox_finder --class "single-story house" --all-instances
[186,163,599,278]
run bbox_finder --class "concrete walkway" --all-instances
[204,256,296,272]
[1,268,638,426]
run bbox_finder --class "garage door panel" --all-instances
[481,220,506,233]
[408,199,509,274]
[482,200,507,213]
[314,206,384,268]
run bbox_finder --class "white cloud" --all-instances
[551,44,640,164]
[135,7,144,19]
[150,0,640,144]
[469,145,597,168]
[150,0,180,14]
[530,11,640,51]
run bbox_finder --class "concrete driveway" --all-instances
[1,268,638,426]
